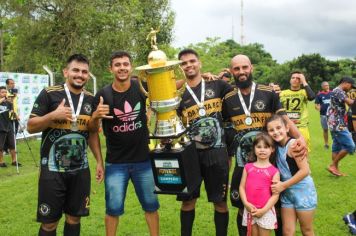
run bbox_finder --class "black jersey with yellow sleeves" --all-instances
[30,84,94,172]
[178,79,233,150]
[222,84,285,166]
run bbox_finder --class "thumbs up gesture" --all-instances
[93,96,113,119]
[53,99,73,121]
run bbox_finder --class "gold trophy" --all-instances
[136,28,186,138]
[135,29,201,194]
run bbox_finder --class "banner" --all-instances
[0,72,49,138]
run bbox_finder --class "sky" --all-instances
[171,0,356,63]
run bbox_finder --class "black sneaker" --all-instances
[324,144,329,149]
[0,163,7,168]
[11,162,22,167]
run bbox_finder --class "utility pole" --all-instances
[240,0,245,46]
[231,16,235,41]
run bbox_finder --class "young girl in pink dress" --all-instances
[239,133,280,236]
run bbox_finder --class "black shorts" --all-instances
[37,167,91,223]
[177,148,229,203]
[0,130,15,151]
[230,165,244,208]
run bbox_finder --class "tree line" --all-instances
[1,0,355,91]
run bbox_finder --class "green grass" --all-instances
[1,103,355,235]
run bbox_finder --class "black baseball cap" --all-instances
[339,76,356,88]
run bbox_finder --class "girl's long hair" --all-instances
[248,132,276,166]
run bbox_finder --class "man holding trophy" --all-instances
[177,49,233,236]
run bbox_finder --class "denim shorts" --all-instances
[105,160,160,216]
[281,176,317,211]
[320,115,328,130]
[331,130,356,154]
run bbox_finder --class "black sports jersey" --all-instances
[178,79,233,150]
[222,84,285,166]
[93,81,149,164]
[0,101,12,132]
[30,84,94,172]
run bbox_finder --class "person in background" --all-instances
[279,71,315,152]
[0,86,18,167]
[5,78,20,133]
[315,81,331,149]
[326,76,356,176]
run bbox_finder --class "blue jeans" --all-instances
[105,160,160,216]
[331,130,356,154]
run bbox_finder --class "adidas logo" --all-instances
[114,101,140,121]
[112,101,142,133]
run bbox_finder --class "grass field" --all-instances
[1,103,356,236]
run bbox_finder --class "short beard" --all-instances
[234,74,253,89]
[72,84,84,89]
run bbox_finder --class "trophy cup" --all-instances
[135,29,201,194]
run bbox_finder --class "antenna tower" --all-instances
[240,0,244,45]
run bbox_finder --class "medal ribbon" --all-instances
[64,83,84,122]
[185,79,205,109]
[237,82,256,117]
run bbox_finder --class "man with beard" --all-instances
[89,51,159,236]
[222,54,306,236]
[27,54,104,236]
[177,49,233,236]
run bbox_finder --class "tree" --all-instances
[0,0,175,88]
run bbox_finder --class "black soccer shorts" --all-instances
[177,148,229,203]
[37,167,91,223]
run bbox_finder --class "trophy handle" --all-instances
[137,71,149,97]
[175,66,187,97]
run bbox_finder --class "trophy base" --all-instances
[150,141,201,195]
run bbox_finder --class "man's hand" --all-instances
[0,97,5,103]
[299,73,308,86]
[218,68,232,82]
[96,162,104,183]
[269,83,281,94]
[290,136,307,160]
[201,72,218,81]
[52,99,73,121]
[93,96,113,119]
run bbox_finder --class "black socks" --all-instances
[214,210,229,236]
[38,227,56,236]
[237,210,247,236]
[64,222,80,236]
[180,209,195,236]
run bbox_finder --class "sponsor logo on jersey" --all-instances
[183,98,222,121]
